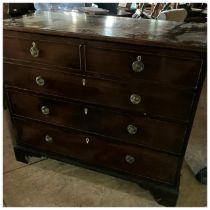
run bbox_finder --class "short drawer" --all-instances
[15,118,179,184]
[9,91,187,154]
[85,44,202,88]
[4,63,194,121]
[4,31,81,71]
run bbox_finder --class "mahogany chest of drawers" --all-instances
[3,11,207,206]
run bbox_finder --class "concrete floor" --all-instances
[3,82,207,207]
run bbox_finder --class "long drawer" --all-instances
[4,32,81,71]
[9,90,187,154]
[4,62,194,121]
[14,117,179,184]
[85,42,203,88]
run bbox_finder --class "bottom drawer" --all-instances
[14,118,179,184]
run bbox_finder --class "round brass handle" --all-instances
[30,41,39,57]
[45,135,53,143]
[36,76,45,86]
[125,155,135,164]
[130,94,141,104]
[41,106,50,115]
[132,56,144,72]
[127,124,138,135]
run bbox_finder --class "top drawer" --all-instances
[85,42,203,88]
[3,31,81,71]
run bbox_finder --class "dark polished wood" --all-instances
[4,62,195,121]
[8,90,187,154]
[85,42,203,89]
[3,11,206,207]
[4,31,204,89]
[3,11,206,51]
[13,143,179,207]
[139,182,179,207]
[4,32,81,71]
[14,117,179,184]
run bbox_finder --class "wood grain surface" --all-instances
[3,11,207,51]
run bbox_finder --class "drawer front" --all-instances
[85,45,202,88]
[4,32,81,70]
[4,63,194,121]
[9,91,186,154]
[15,118,179,184]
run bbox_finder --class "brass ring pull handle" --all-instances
[30,41,39,57]
[127,124,138,135]
[41,106,50,115]
[45,135,53,143]
[125,155,135,164]
[36,76,45,86]
[130,94,141,104]
[132,56,144,72]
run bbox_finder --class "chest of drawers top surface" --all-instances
[3,11,206,51]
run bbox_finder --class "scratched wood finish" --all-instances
[8,90,187,154]
[14,117,179,184]
[3,11,207,51]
